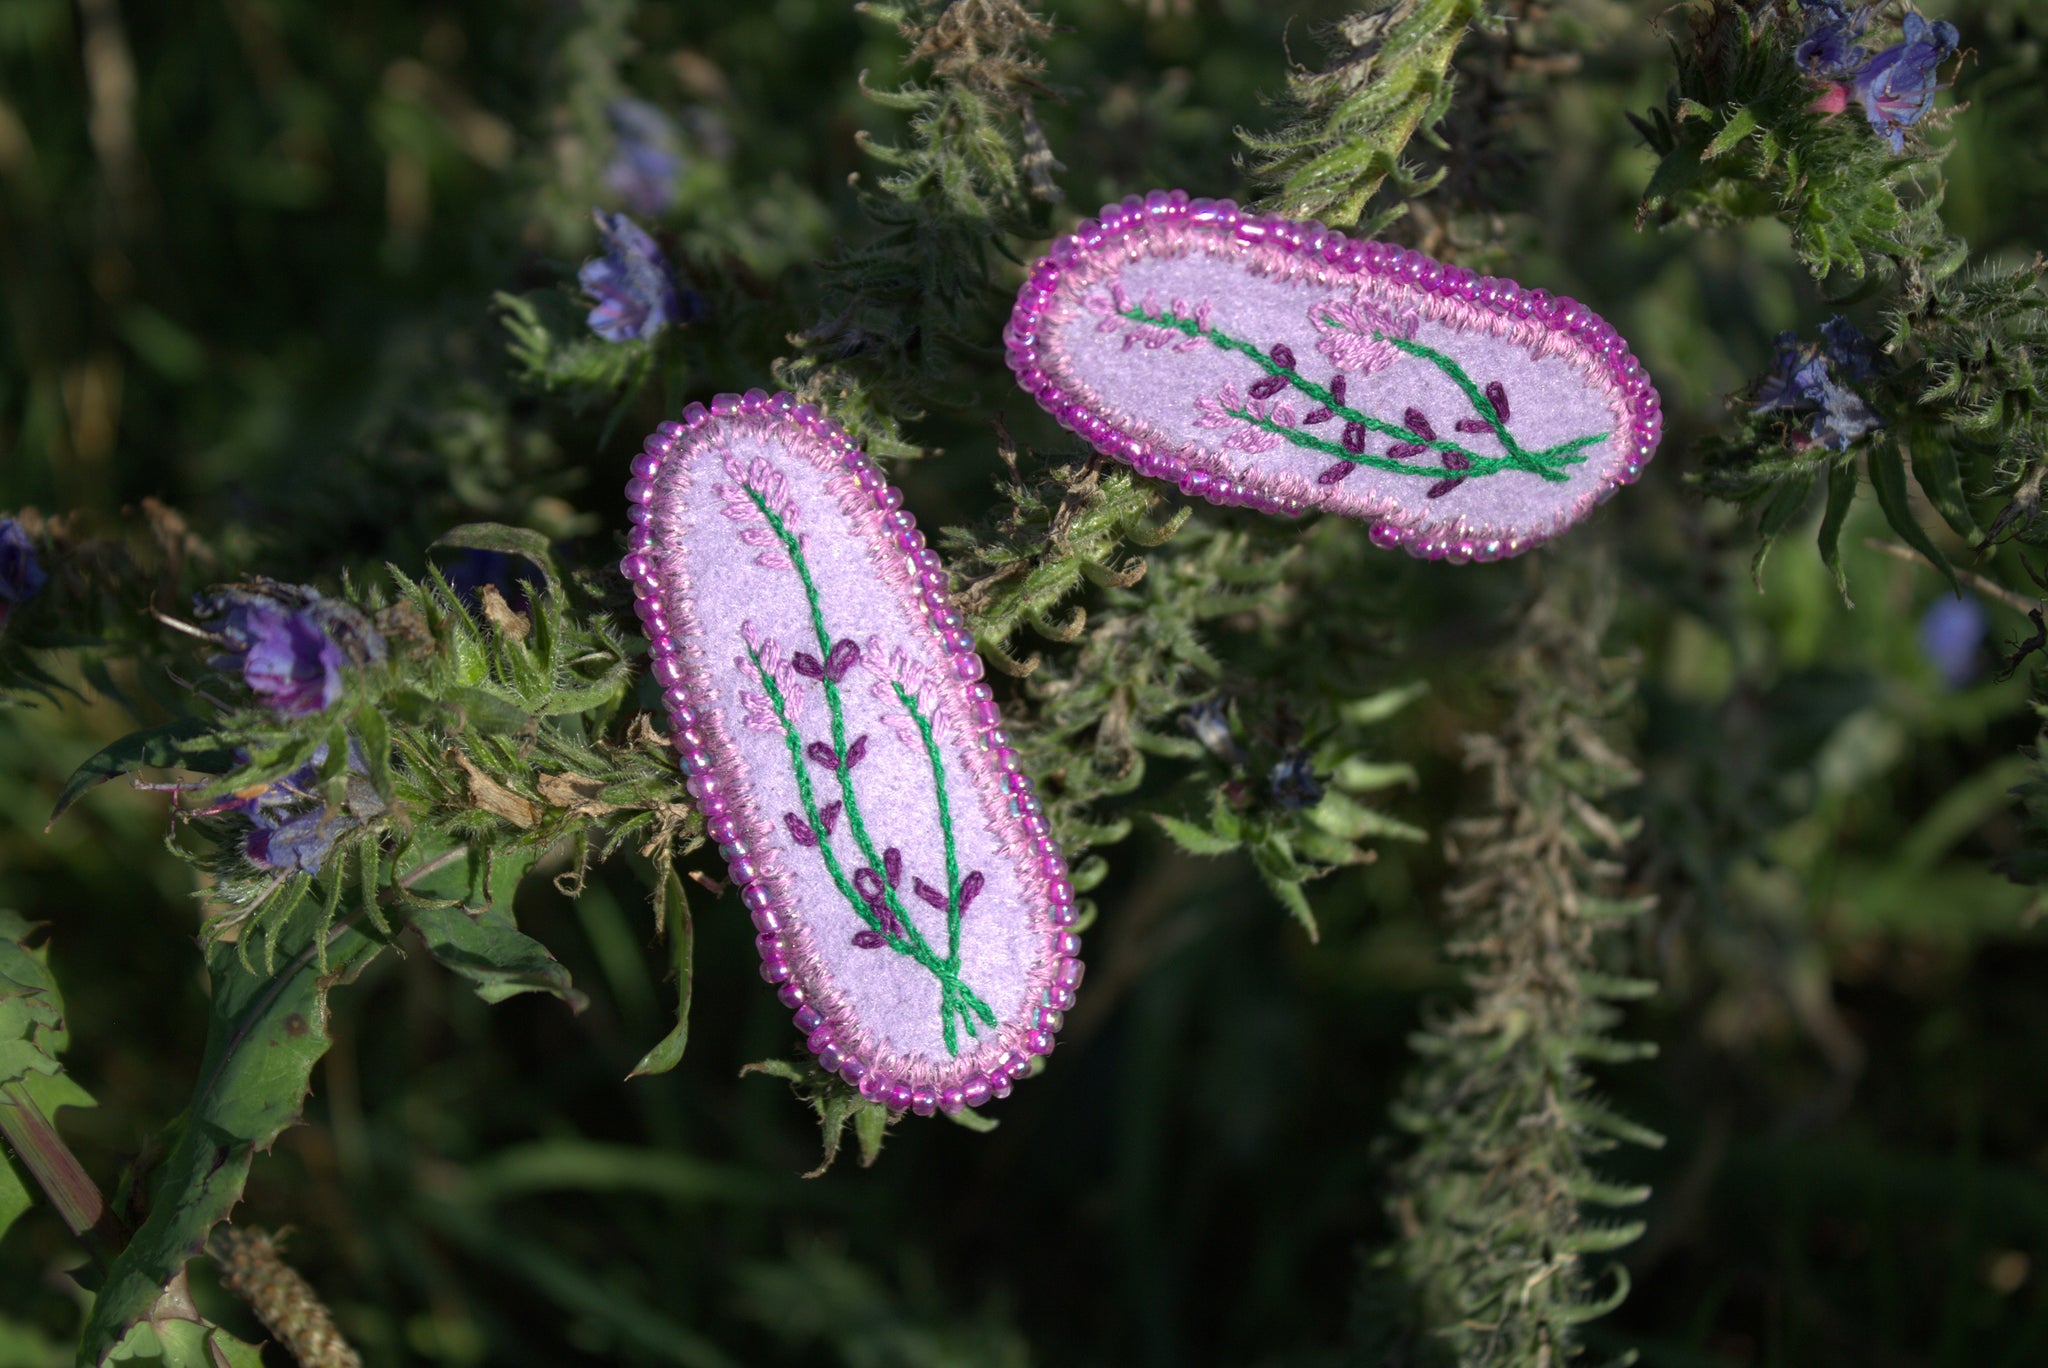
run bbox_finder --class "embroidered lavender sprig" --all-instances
[735,482,997,1056]
[1119,300,1606,486]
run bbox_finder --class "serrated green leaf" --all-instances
[1817,460,1859,605]
[77,920,386,1366]
[1309,789,1428,843]
[1339,681,1428,726]
[628,880,694,1081]
[1703,107,1758,159]
[1332,757,1418,792]
[1868,441,1957,590]
[48,718,221,829]
[432,522,561,598]
[1152,813,1243,857]
[103,1320,267,1368]
[405,860,585,1013]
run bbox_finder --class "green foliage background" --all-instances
[4,0,2048,1365]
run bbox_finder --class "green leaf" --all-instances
[1817,460,1859,605]
[102,1320,267,1367]
[77,921,386,1366]
[1908,438,1977,540]
[1868,441,1957,590]
[47,718,221,829]
[407,900,586,1012]
[1750,472,1815,589]
[432,522,561,598]
[1152,813,1243,857]
[1338,681,1428,726]
[627,880,694,1081]
[1702,107,1758,160]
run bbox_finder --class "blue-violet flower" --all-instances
[604,98,684,218]
[1795,0,1872,80]
[0,517,47,628]
[1753,325,1884,451]
[1850,11,1959,152]
[197,584,384,718]
[580,210,685,342]
[1268,751,1324,811]
[1184,698,1245,764]
[1919,594,1987,690]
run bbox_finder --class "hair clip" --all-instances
[1004,190,1662,562]
[620,391,1080,1115]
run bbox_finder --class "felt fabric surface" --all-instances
[633,399,1069,1101]
[1004,192,1663,561]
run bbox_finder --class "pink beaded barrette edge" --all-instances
[1002,189,1666,563]
[619,389,1082,1115]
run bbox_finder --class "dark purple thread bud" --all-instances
[844,734,869,770]
[1442,450,1471,471]
[1269,343,1296,371]
[959,870,985,911]
[853,866,885,904]
[1318,462,1356,485]
[819,801,842,834]
[883,846,902,887]
[806,740,839,770]
[791,652,825,679]
[1385,443,1424,460]
[1405,408,1436,441]
[914,878,950,910]
[1302,407,1333,425]
[1456,418,1493,433]
[1329,374,1346,405]
[1427,477,1467,499]
[1248,374,1287,401]
[784,812,818,847]
[1485,381,1510,422]
[852,929,888,949]
[824,638,860,682]
[1341,423,1368,454]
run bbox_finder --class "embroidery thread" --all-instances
[1004,190,1664,561]
[620,391,1082,1115]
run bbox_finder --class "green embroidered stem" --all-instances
[1121,305,1607,483]
[895,682,964,967]
[1377,332,1530,468]
[745,486,997,1054]
[1226,407,1604,478]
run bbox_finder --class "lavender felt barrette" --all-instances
[620,390,1080,1115]
[1003,190,1664,562]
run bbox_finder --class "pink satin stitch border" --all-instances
[1003,189,1666,563]
[619,389,1082,1114]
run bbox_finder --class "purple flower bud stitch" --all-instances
[580,209,686,343]
[0,517,48,629]
[1008,192,1661,561]
[604,98,685,218]
[624,391,1077,1111]
[195,584,383,718]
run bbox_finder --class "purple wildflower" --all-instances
[245,804,344,874]
[604,98,684,218]
[1919,594,1987,690]
[197,585,383,718]
[1850,12,1959,152]
[1268,750,1324,811]
[1820,314,1886,381]
[579,210,685,342]
[0,518,47,629]
[1752,329,1883,451]
[1795,0,1872,80]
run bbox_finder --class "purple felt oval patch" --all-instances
[620,390,1080,1115]
[1004,190,1665,562]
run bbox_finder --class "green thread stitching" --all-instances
[744,485,997,1056]
[1120,304,1606,484]
[895,682,964,965]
